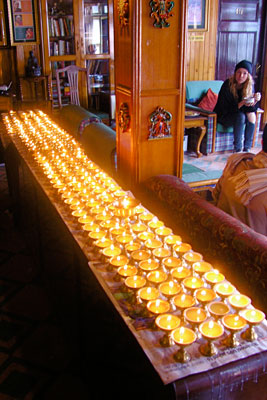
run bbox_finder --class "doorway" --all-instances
[215,0,265,91]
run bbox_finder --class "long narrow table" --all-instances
[1,112,267,399]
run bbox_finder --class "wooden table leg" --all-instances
[196,126,206,158]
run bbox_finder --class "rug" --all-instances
[182,163,204,175]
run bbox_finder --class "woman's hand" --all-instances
[254,92,261,102]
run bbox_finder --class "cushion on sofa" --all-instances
[197,88,218,111]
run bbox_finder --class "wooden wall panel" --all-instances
[186,0,219,81]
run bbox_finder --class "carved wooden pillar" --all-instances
[114,0,187,187]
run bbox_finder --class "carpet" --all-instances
[182,162,222,183]
[182,163,204,175]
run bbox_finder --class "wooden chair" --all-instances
[56,64,90,108]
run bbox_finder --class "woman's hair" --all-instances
[229,73,254,100]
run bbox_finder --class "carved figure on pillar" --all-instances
[150,0,174,28]
[148,106,172,139]
[118,0,129,27]
[118,102,130,132]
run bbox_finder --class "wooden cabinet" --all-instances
[40,0,114,120]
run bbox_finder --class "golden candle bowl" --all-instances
[88,229,107,242]
[147,270,168,285]
[184,307,207,327]
[228,294,251,311]
[152,247,171,261]
[137,231,155,243]
[100,219,117,230]
[109,255,129,270]
[204,270,225,286]
[155,314,181,347]
[94,237,113,251]
[144,238,162,252]
[171,266,191,282]
[195,288,216,306]
[116,233,135,247]
[113,197,140,218]
[155,226,172,240]
[147,298,170,316]
[239,309,265,341]
[173,293,195,312]
[159,280,181,298]
[72,208,87,218]
[83,222,100,233]
[94,212,113,223]
[222,314,247,347]
[148,218,164,231]
[102,245,122,260]
[193,261,212,276]
[183,251,203,267]
[139,211,154,223]
[173,243,192,258]
[125,275,146,291]
[171,326,197,363]
[164,234,182,248]
[125,241,141,256]
[117,264,138,279]
[214,282,235,300]
[208,301,230,321]
[183,276,204,292]
[113,189,128,198]
[90,206,106,216]
[134,205,146,216]
[162,256,182,271]
[131,222,147,234]
[86,198,101,209]
[78,215,94,225]
[139,259,159,273]
[109,226,125,239]
[137,286,160,303]
[199,320,224,357]
[131,249,150,264]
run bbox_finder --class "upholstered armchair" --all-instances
[185,80,263,155]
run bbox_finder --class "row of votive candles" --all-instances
[4,110,265,362]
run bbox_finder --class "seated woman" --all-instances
[212,125,267,236]
[214,60,261,152]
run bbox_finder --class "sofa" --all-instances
[56,104,117,176]
[138,174,267,313]
[186,80,263,154]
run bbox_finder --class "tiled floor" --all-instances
[0,164,91,399]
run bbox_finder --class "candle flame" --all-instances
[208,321,214,329]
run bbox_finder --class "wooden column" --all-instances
[114,0,187,187]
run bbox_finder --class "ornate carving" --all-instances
[148,106,172,139]
[150,0,174,28]
[118,0,129,28]
[118,102,130,132]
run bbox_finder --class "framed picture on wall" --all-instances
[188,0,209,31]
[7,0,39,44]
